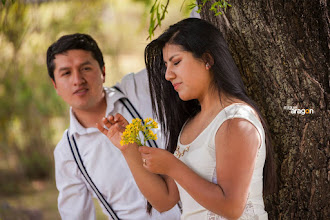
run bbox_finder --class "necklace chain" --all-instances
[174,145,190,158]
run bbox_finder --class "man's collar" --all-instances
[68,87,126,136]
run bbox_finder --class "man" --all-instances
[46,33,180,220]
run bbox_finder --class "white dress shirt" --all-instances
[54,69,181,220]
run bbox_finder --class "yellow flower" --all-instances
[120,118,158,146]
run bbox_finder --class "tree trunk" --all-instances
[198,0,329,219]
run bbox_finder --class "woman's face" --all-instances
[162,43,212,101]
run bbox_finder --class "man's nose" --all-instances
[72,70,85,85]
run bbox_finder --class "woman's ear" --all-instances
[202,53,214,67]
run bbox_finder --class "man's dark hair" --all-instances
[46,33,105,82]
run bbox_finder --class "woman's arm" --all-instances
[97,114,179,212]
[140,118,260,219]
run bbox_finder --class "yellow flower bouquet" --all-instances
[120,118,158,146]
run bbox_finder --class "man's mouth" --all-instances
[74,88,88,95]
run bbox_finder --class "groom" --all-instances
[46,33,180,219]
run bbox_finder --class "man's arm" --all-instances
[54,140,96,220]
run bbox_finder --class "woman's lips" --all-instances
[172,83,181,91]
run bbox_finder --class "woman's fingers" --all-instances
[114,113,123,122]
[139,146,151,154]
[114,113,129,126]
[107,115,116,124]
[102,117,113,128]
[96,123,108,136]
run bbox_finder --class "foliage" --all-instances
[1,0,14,5]
[0,1,66,180]
[120,118,158,146]
[192,0,231,15]
[0,0,153,183]
[147,0,169,39]
[147,0,231,38]
[0,0,187,197]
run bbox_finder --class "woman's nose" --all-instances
[165,66,175,81]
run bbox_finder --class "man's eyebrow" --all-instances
[80,61,92,66]
[58,61,92,72]
[58,66,70,72]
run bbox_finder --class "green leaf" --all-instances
[149,0,158,13]
[188,3,197,10]
[148,18,155,38]
[202,0,209,5]
[157,5,161,26]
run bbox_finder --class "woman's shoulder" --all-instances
[218,103,260,125]
[215,102,265,144]
[208,102,264,139]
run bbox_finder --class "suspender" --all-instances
[113,86,158,149]
[67,86,158,219]
[67,131,120,220]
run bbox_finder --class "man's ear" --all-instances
[51,79,57,89]
[102,66,106,83]
[51,79,59,95]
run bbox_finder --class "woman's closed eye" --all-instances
[174,60,181,65]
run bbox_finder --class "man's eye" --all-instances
[62,71,70,76]
[83,67,91,71]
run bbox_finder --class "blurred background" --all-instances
[0,0,192,219]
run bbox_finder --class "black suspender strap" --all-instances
[113,86,158,149]
[66,86,158,220]
[66,131,120,220]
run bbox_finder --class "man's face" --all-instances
[52,49,105,112]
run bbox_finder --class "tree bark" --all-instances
[198,0,329,219]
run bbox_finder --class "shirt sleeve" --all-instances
[115,68,150,101]
[115,69,168,149]
[54,138,96,220]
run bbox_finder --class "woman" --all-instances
[98,18,275,219]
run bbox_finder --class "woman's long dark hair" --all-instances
[145,17,276,204]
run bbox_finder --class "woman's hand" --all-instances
[97,113,134,151]
[139,146,177,175]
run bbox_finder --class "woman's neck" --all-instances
[198,89,240,117]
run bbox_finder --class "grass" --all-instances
[0,179,107,220]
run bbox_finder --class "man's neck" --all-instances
[72,97,107,128]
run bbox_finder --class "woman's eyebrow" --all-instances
[169,54,179,62]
